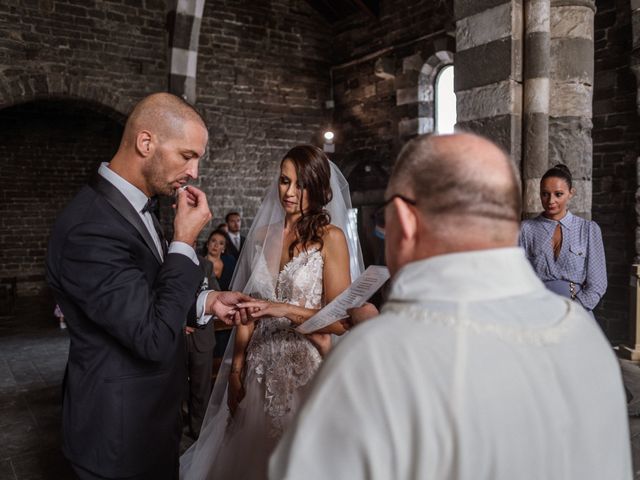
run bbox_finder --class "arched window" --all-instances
[435,65,456,134]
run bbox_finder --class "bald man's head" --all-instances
[388,133,521,249]
[110,93,209,197]
[122,92,207,147]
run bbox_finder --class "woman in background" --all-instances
[519,164,607,316]
[203,229,236,291]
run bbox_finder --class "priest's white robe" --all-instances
[270,247,631,480]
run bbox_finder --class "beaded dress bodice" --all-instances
[245,247,324,437]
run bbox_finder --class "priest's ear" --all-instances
[384,197,419,276]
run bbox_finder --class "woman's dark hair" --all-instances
[202,229,228,256]
[541,164,573,190]
[282,145,333,257]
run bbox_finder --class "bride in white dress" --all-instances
[180,145,363,480]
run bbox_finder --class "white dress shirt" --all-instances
[98,163,198,264]
[270,247,631,480]
[99,164,213,325]
[229,232,241,250]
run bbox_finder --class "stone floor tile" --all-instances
[9,449,74,480]
[0,460,16,480]
[0,359,17,390]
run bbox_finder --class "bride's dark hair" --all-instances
[282,145,333,257]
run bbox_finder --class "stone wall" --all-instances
[592,0,640,341]
[328,0,454,178]
[187,0,333,236]
[0,0,168,114]
[454,0,523,165]
[0,0,334,298]
[0,101,123,295]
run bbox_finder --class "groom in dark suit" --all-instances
[47,93,249,480]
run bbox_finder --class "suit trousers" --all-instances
[185,333,214,438]
[71,455,178,480]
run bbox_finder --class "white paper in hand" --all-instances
[296,265,390,334]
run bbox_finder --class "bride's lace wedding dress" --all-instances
[182,247,325,480]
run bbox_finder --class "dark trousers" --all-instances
[72,455,179,480]
[185,336,214,438]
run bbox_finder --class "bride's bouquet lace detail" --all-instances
[246,248,324,437]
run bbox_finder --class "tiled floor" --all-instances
[0,298,74,480]
[0,297,194,480]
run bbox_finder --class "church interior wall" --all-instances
[0,0,638,344]
[192,0,334,232]
[0,101,123,297]
[592,0,640,342]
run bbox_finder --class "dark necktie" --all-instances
[142,197,168,258]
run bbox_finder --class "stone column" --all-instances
[549,0,595,219]
[167,0,206,103]
[622,0,640,359]
[522,0,550,218]
[454,0,523,165]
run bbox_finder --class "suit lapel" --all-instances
[89,174,163,265]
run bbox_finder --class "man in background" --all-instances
[225,211,245,259]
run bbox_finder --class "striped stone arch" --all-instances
[397,37,455,139]
[167,0,206,104]
[0,72,128,119]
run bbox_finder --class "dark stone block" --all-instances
[454,38,514,91]
[551,38,594,82]
[456,114,521,165]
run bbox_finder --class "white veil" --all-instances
[180,161,364,479]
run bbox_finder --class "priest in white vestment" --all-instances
[269,133,632,480]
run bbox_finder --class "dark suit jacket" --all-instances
[224,232,245,260]
[46,175,201,478]
[218,253,237,291]
[186,257,218,353]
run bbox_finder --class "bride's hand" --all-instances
[227,371,245,416]
[206,291,255,325]
[306,332,332,357]
[236,300,289,319]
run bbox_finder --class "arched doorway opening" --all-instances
[0,99,124,315]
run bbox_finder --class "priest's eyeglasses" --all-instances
[371,194,417,236]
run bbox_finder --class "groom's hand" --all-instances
[173,186,212,245]
[206,291,255,325]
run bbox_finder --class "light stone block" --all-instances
[457,80,522,121]
[631,0,640,12]
[550,6,593,40]
[396,86,430,106]
[523,77,550,114]
[374,57,395,80]
[523,177,543,214]
[549,80,592,117]
[170,47,198,77]
[177,0,206,18]
[525,0,550,33]
[403,53,423,73]
[456,2,513,52]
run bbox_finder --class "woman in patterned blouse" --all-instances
[519,164,607,316]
